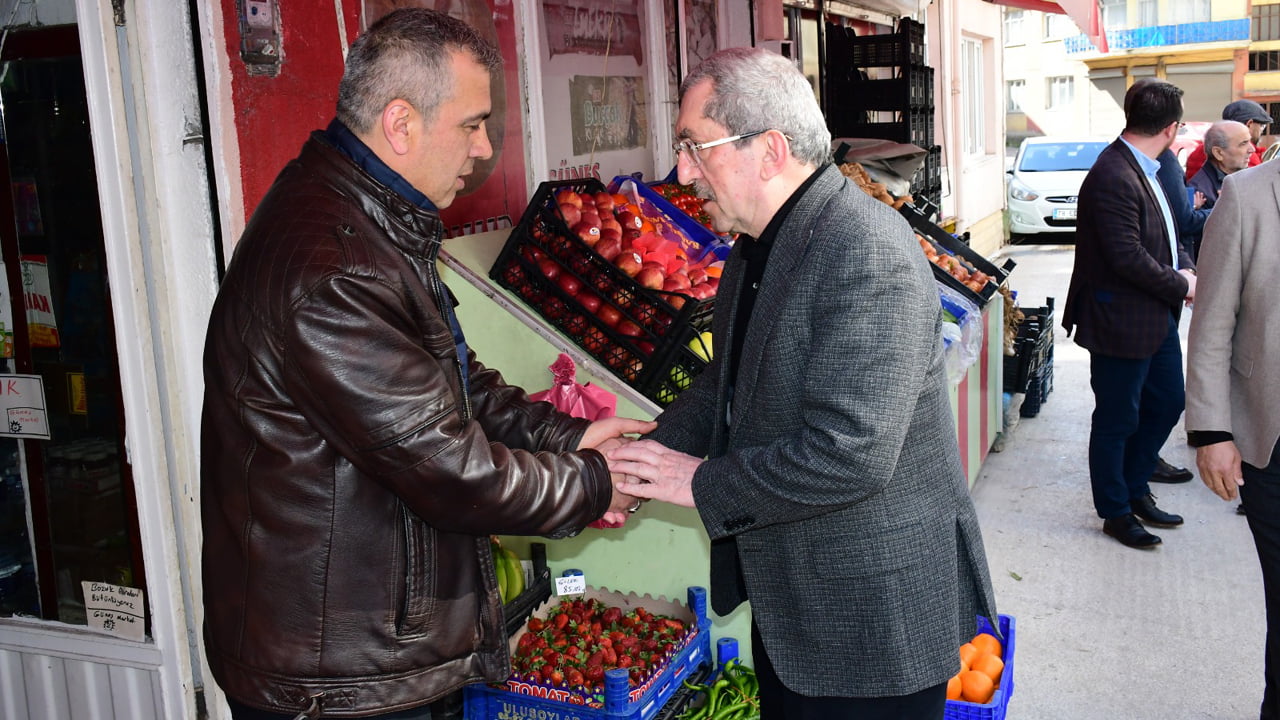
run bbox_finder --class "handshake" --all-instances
[578,417,704,526]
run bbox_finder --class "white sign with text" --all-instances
[82,581,145,641]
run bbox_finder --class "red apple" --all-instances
[557,189,583,209]
[614,252,643,277]
[596,303,622,327]
[599,227,622,246]
[557,273,582,296]
[576,290,602,314]
[637,340,656,356]
[636,265,665,290]
[616,210,643,230]
[666,294,687,310]
[688,282,714,300]
[596,236,623,262]
[580,209,601,227]
[558,202,581,227]
[664,271,692,291]
[574,221,602,247]
[615,320,644,338]
[688,267,708,285]
[594,192,615,212]
[537,258,561,281]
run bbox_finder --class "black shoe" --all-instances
[1150,457,1193,484]
[1132,493,1184,527]
[1103,514,1162,549]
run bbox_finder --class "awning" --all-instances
[987,0,1109,52]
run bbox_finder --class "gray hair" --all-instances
[680,47,831,167]
[1203,120,1246,158]
[336,8,501,134]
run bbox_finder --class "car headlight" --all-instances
[1008,178,1040,202]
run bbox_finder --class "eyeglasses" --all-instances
[672,130,768,165]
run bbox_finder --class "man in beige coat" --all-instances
[1186,159,1280,720]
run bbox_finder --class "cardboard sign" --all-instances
[0,374,49,439]
[82,581,145,641]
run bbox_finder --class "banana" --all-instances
[491,541,509,603]
[501,547,526,599]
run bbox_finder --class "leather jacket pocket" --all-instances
[397,504,435,638]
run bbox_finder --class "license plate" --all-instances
[1053,208,1077,220]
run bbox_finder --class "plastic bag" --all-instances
[529,353,617,421]
[529,354,622,529]
[937,282,984,386]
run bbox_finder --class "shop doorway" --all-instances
[0,25,145,627]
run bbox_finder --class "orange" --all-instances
[971,633,1003,659]
[946,674,962,701]
[958,642,980,668]
[972,653,1004,683]
[959,670,995,704]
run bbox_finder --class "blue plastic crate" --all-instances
[464,586,713,720]
[945,614,1016,720]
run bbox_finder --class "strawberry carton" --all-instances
[464,586,712,720]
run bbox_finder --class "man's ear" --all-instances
[758,129,791,180]
[381,99,415,156]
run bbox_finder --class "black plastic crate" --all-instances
[831,108,935,147]
[490,179,716,404]
[834,65,934,114]
[901,203,1015,307]
[640,325,712,407]
[501,542,551,636]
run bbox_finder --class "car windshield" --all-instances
[1018,142,1108,172]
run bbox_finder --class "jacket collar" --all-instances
[301,131,446,261]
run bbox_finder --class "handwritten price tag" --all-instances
[554,574,586,596]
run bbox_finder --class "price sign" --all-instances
[554,574,586,596]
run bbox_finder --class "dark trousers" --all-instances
[1087,314,1185,519]
[751,621,947,719]
[1243,440,1280,720]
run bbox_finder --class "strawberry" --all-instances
[527,617,544,632]
[553,613,569,630]
[566,668,585,687]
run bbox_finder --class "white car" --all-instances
[1006,137,1110,239]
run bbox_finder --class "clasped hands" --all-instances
[578,418,704,524]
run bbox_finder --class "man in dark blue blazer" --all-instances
[1064,78,1197,549]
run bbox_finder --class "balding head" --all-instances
[1204,120,1253,174]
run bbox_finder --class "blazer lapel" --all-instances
[728,166,842,427]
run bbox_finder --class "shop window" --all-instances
[1254,4,1280,41]
[0,27,144,628]
[1004,10,1026,46]
[1007,80,1026,112]
[1100,0,1127,30]
[1044,13,1075,40]
[1047,76,1074,110]
[1249,50,1280,72]
[962,38,985,156]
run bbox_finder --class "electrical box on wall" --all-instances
[237,0,282,76]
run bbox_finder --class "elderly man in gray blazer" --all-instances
[1186,160,1280,720]
[608,47,998,718]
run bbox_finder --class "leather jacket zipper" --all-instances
[421,227,473,420]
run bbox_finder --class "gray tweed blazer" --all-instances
[648,164,998,697]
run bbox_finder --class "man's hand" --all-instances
[1179,268,1197,305]
[599,483,642,526]
[1196,441,1245,501]
[606,439,702,508]
[577,416,657,451]
[1192,190,1206,210]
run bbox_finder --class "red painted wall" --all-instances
[219,0,361,220]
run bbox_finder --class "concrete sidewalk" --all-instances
[970,242,1265,720]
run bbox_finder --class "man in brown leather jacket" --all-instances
[200,9,648,719]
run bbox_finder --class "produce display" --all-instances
[839,161,913,209]
[677,658,759,720]
[917,233,995,295]
[946,630,1005,705]
[652,182,717,233]
[491,177,728,407]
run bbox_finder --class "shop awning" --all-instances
[987,0,1109,52]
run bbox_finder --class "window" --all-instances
[1101,0,1127,30]
[1047,76,1074,109]
[1254,4,1280,41]
[1138,0,1158,27]
[962,38,985,155]
[1172,0,1210,24]
[1044,13,1075,40]
[1007,80,1026,112]
[1250,50,1280,72]
[1004,10,1026,45]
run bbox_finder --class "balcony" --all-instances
[1065,18,1249,55]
